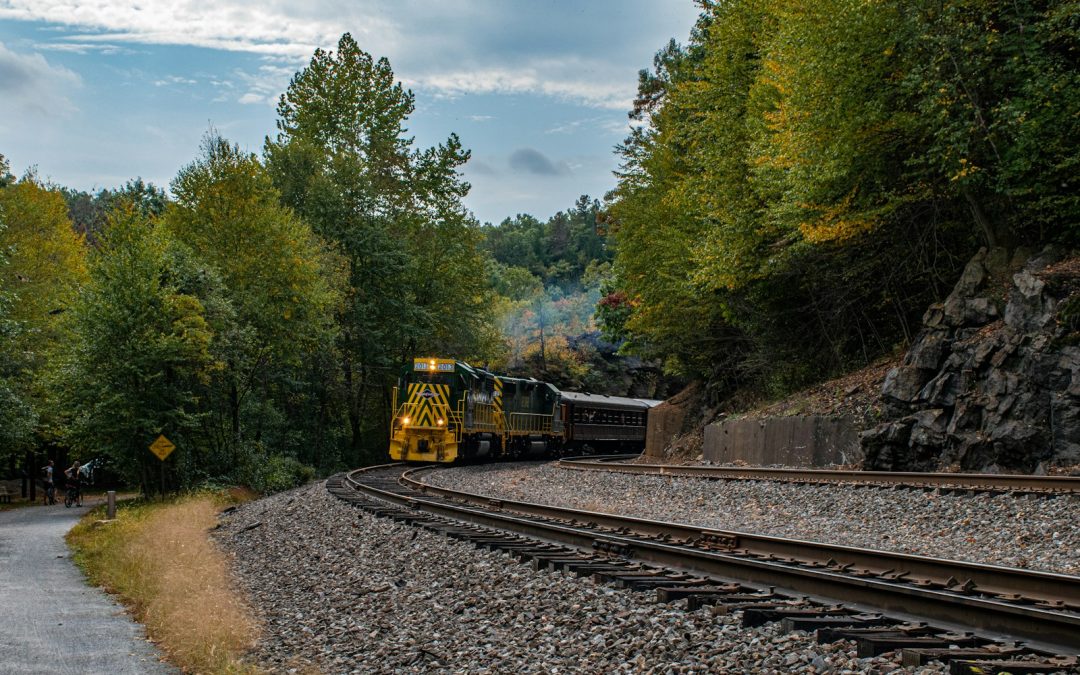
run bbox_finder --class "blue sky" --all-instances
[0,1,700,225]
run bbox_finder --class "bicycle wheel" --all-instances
[64,491,74,508]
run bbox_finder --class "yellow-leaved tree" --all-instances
[0,175,88,447]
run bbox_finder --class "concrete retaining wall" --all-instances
[703,415,862,467]
[644,403,687,458]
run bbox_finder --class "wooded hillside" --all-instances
[602,0,1079,404]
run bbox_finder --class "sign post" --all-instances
[149,435,175,500]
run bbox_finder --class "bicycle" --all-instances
[64,483,81,508]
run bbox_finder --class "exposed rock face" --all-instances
[861,247,1080,471]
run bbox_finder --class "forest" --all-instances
[1,0,1077,493]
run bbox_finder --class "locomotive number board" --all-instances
[414,359,455,372]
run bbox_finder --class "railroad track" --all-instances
[559,455,1080,494]
[328,464,1080,673]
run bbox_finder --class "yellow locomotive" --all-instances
[389,357,659,463]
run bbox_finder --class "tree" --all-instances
[603,0,980,396]
[899,0,1080,245]
[265,33,495,460]
[166,134,344,470]
[0,175,88,444]
[0,153,13,188]
[0,222,35,463]
[57,206,216,492]
[0,176,88,350]
[64,179,168,243]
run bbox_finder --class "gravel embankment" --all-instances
[216,483,949,674]
[425,463,1080,576]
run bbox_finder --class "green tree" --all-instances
[604,0,978,395]
[900,0,1080,245]
[64,178,168,243]
[265,33,495,460]
[166,134,344,470]
[0,222,35,463]
[57,206,216,492]
[0,153,13,188]
[0,175,89,444]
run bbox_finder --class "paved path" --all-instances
[0,499,174,674]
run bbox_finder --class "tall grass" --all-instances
[67,492,259,673]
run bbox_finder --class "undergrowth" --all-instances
[67,490,260,673]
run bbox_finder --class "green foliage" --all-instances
[241,450,317,494]
[265,33,497,462]
[899,0,1080,245]
[481,195,610,286]
[0,177,88,351]
[56,206,217,487]
[604,0,1077,399]
[164,133,345,477]
[64,179,168,243]
[0,153,13,188]
[0,176,88,452]
[0,222,36,460]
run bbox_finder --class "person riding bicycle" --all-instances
[64,461,82,507]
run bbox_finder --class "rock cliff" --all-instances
[861,247,1080,472]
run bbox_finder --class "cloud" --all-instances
[0,1,699,110]
[0,41,80,116]
[232,63,293,105]
[0,0,390,59]
[405,63,633,110]
[508,148,568,176]
[468,114,494,122]
[153,74,197,87]
[35,41,139,55]
[465,158,496,175]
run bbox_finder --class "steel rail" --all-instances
[342,464,1080,650]
[558,454,1080,493]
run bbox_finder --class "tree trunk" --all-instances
[230,380,241,463]
[343,350,362,458]
[962,188,1003,250]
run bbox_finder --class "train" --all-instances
[389,357,661,463]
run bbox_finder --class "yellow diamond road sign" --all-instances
[149,434,175,461]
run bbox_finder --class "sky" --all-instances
[0,1,701,225]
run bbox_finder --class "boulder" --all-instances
[1004,269,1053,331]
[861,247,1080,471]
[1050,394,1080,463]
[905,330,951,370]
[881,366,932,404]
[947,401,982,434]
[918,372,959,408]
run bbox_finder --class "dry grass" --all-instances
[67,492,260,674]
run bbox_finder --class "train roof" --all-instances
[559,391,663,410]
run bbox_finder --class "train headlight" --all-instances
[402,417,410,426]
[437,418,445,426]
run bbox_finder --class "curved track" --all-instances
[328,464,1080,664]
[558,455,1080,494]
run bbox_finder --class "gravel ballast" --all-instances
[216,483,949,673]
[425,463,1080,576]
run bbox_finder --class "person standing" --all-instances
[42,460,56,505]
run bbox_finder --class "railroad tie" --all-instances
[948,658,1078,674]
[900,646,1030,667]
